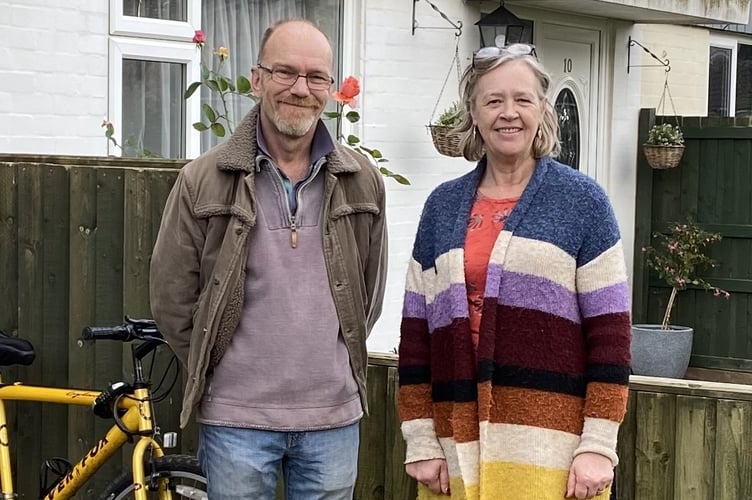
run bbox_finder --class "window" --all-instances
[123,0,188,22]
[706,35,752,118]
[708,46,732,117]
[109,0,201,158]
[198,0,343,151]
[108,0,344,158]
[735,44,752,117]
[555,88,580,170]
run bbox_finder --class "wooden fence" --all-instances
[2,154,752,499]
[633,109,752,373]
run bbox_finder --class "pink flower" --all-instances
[332,76,360,107]
[193,30,206,47]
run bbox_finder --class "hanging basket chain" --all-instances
[429,36,461,123]
[656,72,681,129]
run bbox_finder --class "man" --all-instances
[149,18,387,499]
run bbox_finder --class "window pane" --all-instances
[199,0,343,151]
[554,88,580,170]
[736,44,752,117]
[122,59,185,158]
[123,0,187,22]
[708,46,731,117]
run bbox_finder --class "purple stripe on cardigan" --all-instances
[427,282,468,332]
[578,281,631,318]
[497,271,581,323]
[402,290,427,319]
[484,263,503,299]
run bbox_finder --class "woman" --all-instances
[398,44,631,500]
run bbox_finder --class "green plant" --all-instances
[433,101,463,128]
[646,123,684,146]
[183,31,255,137]
[184,30,408,184]
[642,216,729,329]
[101,119,161,158]
[325,76,409,185]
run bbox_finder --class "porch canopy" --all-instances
[504,0,750,24]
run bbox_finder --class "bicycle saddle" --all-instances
[0,331,35,366]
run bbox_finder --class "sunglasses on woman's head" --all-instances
[472,43,537,68]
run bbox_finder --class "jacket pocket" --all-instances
[330,202,380,220]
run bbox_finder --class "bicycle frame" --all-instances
[0,375,167,500]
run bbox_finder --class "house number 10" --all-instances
[563,58,573,73]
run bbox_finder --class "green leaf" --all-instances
[346,134,360,146]
[369,149,383,159]
[184,81,201,99]
[217,76,228,92]
[211,122,226,137]
[324,111,341,119]
[206,79,220,93]
[345,111,360,123]
[378,167,411,185]
[200,61,210,80]
[237,76,251,94]
[192,122,209,131]
[202,104,217,123]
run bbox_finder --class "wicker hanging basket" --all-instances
[428,125,462,158]
[643,144,685,169]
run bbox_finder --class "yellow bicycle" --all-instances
[0,317,207,500]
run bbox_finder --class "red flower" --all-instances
[332,76,360,107]
[193,30,206,47]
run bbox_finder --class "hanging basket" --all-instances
[642,144,685,169]
[428,125,462,158]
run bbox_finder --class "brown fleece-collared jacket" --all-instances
[149,106,388,428]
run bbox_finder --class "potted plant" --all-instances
[632,217,730,378]
[428,100,463,157]
[643,122,685,169]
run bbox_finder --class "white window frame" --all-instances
[108,36,201,158]
[709,34,739,117]
[110,0,201,42]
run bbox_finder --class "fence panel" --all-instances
[635,110,752,373]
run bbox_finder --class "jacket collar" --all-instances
[216,104,360,175]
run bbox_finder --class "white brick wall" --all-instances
[0,1,109,155]
[637,24,710,116]
[361,0,482,352]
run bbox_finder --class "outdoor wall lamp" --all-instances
[475,3,533,48]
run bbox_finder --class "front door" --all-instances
[539,24,600,177]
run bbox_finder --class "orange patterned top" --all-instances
[464,193,518,350]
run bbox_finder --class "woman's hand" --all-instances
[406,458,450,495]
[565,452,613,499]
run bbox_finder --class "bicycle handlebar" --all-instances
[81,317,163,343]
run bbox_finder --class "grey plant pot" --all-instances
[630,324,694,378]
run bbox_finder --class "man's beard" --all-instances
[270,100,319,137]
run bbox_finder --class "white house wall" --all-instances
[635,24,710,116]
[358,0,483,352]
[0,1,110,155]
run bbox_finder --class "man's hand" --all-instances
[406,459,450,496]
[565,452,613,499]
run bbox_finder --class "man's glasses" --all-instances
[472,43,537,68]
[257,64,334,91]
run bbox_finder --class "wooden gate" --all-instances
[633,109,752,373]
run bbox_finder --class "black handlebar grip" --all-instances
[81,325,132,341]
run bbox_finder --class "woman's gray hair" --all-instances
[453,52,561,162]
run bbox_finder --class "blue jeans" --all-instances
[198,422,360,500]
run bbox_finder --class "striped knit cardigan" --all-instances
[398,157,631,500]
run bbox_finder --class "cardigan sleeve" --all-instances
[573,202,632,466]
[398,217,445,463]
